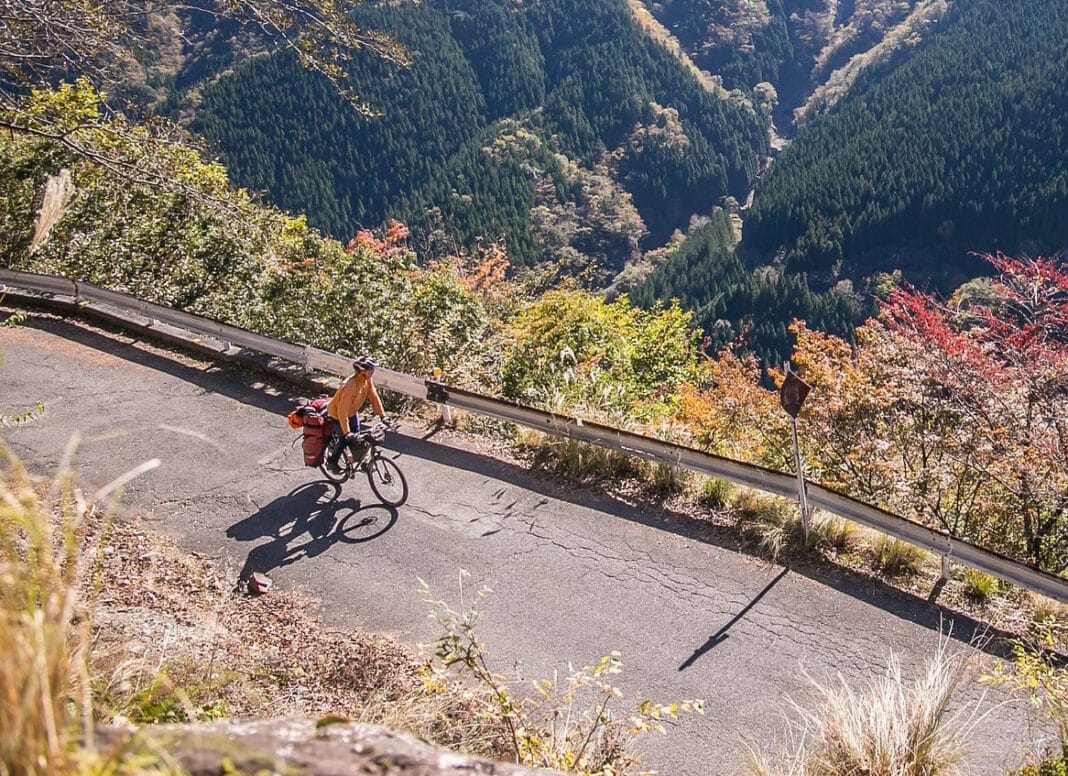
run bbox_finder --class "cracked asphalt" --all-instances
[0,314,1045,775]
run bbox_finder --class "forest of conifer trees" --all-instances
[181,0,1068,367]
[191,0,768,267]
[742,0,1068,288]
[629,211,865,365]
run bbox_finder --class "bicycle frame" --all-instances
[320,418,408,507]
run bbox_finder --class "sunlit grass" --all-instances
[748,637,978,776]
[872,535,928,579]
[1,441,89,774]
[0,438,165,774]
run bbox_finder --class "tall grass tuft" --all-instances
[872,535,928,579]
[0,440,160,774]
[812,515,857,554]
[737,493,819,561]
[748,637,978,776]
[647,461,688,498]
[0,442,87,774]
[958,568,1000,605]
[698,477,731,510]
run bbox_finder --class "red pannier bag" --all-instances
[289,397,332,467]
[302,420,328,467]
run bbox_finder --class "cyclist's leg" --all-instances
[325,419,345,468]
[344,414,365,461]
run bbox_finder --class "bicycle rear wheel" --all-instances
[366,452,408,507]
[320,433,352,483]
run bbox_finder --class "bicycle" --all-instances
[320,417,409,507]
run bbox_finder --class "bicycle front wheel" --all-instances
[366,452,408,507]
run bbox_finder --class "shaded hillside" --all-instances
[742,0,1068,287]
[629,210,864,366]
[188,0,768,274]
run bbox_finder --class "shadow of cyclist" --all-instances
[229,480,397,581]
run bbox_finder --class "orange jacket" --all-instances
[327,371,384,434]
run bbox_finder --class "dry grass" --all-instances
[0,438,179,774]
[0,441,90,775]
[812,514,858,554]
[748,637,979,776]
[517,429,641,486]
[872,536,929,579]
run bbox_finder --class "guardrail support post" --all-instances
[431,369,452,427]
[939,530,953,582]
[791,418,810,539]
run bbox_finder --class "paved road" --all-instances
[0,314,1043,775]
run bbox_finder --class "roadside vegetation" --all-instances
[747,638,979,776]
[0,444,709,774]
[4,423,1066,774]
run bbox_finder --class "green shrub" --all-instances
[120,672,231,725]
[986,624,1068,767]
[1012,752,1068,776]
[499,289,698,420]
[698,477,731,510]
[871,536,927,578]
[958,568,1000,605]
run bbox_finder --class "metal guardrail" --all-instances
[0,269,422,399]
[430,382,1068,604]
[4,267,1068,605]
[83,282,308,365]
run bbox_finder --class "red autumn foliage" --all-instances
[879,252,1068,569]
[345,219,410,254]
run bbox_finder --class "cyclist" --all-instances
[325,355,386,474]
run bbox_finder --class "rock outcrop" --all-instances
[96,718,552,775]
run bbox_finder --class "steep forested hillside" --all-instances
[629,211,864,364]
[742,0,1068,286]
[637,0,950,127]
[189,0,768,274]
[167,0,1068,367]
